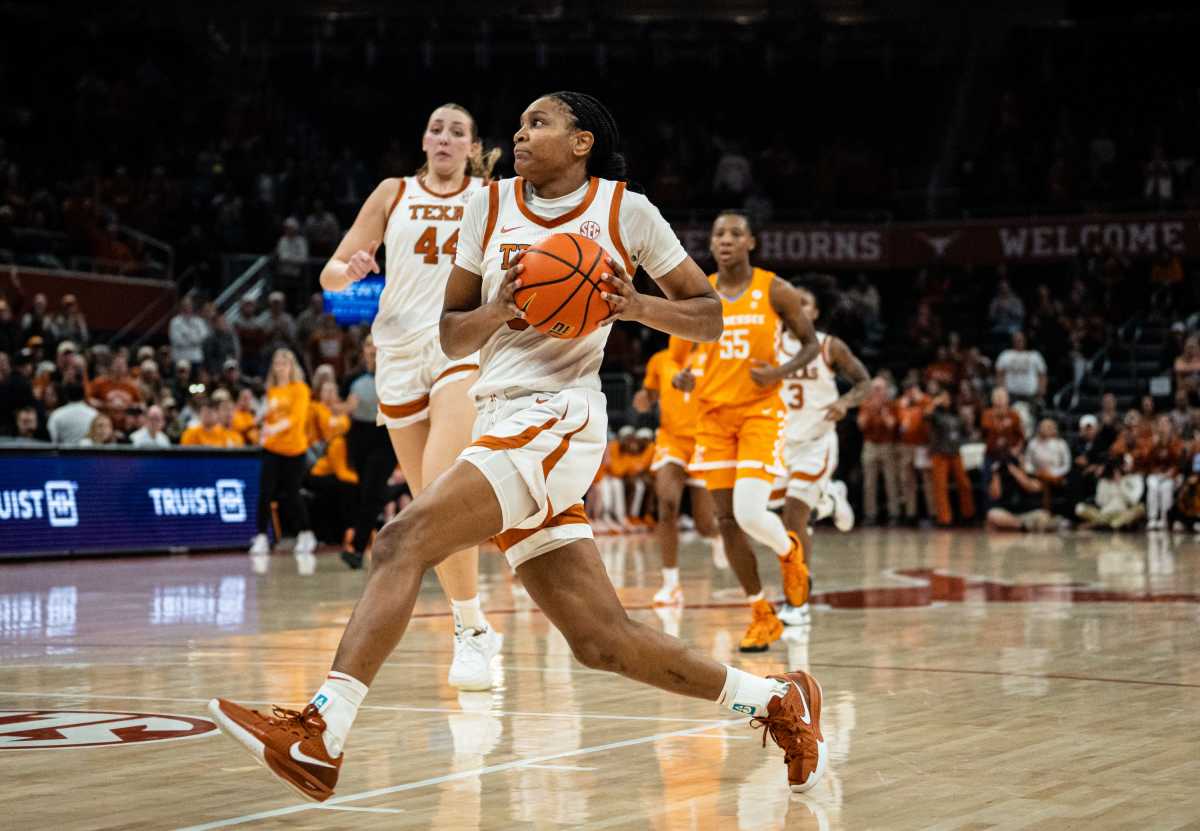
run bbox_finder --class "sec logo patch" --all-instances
[579,220,601,240]
[0,710,217,750]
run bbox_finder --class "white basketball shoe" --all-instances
[829,481,855,532]
[448,627,504,691]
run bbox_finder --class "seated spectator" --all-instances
[0,298,19,357]
[307,378,349,450]
[1,405,48,442]
[80,413,115,446]
[988,278,1025,336]
[995,330,1047,407]
[1139,394,1157,425]
[1169,388,1193,436]
[230,387,260,446]
[906,302,942,365]
[1024,418,1071,510]
[981,387,1025,462]
[0,350,36,435]
[925,385,975,526]
[308,314,349,378]
[48,294,89,347]
[923,345,960,388]
[87,353,143,433]
[169,359,194,404]
[161,396,185,444]
[20,292,50,346]
[47,382,98,444]
[256,291,298,355]
[275,218,310,304]
[295,292,325,348]
[203,312,240,377]
[169,295,209,365]
[303,200,340,257]
[1141,415,1185,531]
[1070,414,1109,504]
[985,444,1056,532]
[137,359,165,403]
[130,404,171,447]
[1109,411,1151,465]
[1074,459,1146,530]
[1094,392,1120,449]
[235,296,268,376]
[181,397,244,447]
[1174,335,1200,394]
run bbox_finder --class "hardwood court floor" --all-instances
[1,527,1198,830]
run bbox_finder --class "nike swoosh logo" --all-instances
[500,224,524,233]
[792,680,812,725]
[289,741,338,769]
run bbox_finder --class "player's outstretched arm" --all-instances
[320,179,396,291]
[825,337,872,422]
[599,256,722,343]
[439,258,525,359]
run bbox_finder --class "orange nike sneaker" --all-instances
[739,598,784,652]
[779,532,811,608]
[752,670,828,793]
[208,698,342,802]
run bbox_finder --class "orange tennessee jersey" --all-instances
[643,342,697,438]
[691,267,781,409]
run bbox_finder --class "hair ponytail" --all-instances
[416,102,500,181]
[545,91,626,181]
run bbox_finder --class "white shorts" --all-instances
[783,430,839,506]
[375,329,479,429]
[459,388,607,569]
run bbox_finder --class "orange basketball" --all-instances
[512,232,612,339]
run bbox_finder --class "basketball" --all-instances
[512,232,612,339]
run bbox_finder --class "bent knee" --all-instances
[566,623,635,672]
[372,506,435,569]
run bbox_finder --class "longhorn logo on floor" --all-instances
[0,481,79,527]
[0,710,217,749]
[147,479,247,523]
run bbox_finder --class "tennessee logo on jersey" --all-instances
[691,267,782,409]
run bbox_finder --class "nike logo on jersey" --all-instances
[499,224,525,234]
[289,741,338,769]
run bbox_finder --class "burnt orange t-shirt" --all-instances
[896,393,931,445]
[263,381,310,457]
[981,407,1025,455]
[857,400,897,444]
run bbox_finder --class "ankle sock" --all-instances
[310,670,367,757]
[716,666,788,718]
[661,567,679,588]
[452,596,487,632]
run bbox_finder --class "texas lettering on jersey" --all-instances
[406,204,464,222]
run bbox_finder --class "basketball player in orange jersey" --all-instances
[678,211,821,653]
[633,335,720,606]
[208,91,827,802]
[777,285,871,624]
[317,104,502,691]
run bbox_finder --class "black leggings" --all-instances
[346,419,398,553]
[258,451,312,535]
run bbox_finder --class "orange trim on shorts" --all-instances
[385,178,407,224]
[542,408,591,478]
[481,181,500,251]
[472,412,561,452]
[433,363,478,385]
[493,503,589,552]
[769,486,787,502]
[414,174,471,198]
[789,448,830,482]
[514,176,600,228]
[379,395,430,419]
[607,181,635,275]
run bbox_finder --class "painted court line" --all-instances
[317,806,404,814]
[175,718,744,830]
[520,763,597,771]
[0,689,731,724]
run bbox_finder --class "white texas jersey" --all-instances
[779,329,838,441]
[373,175,487,349]
[455,176,688,401]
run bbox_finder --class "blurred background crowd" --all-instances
[2,3,1199,537]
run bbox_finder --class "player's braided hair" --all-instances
[545,91,627,180]
[416,103,502,181]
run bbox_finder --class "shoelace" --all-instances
[268,704,327,738]
[750,701,816,764]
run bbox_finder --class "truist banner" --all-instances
[674,212,1200,270]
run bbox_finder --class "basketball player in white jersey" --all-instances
[318,104,501,690]
[776,285,870,625]
[209,91,829,802]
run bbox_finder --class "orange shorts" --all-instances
[651,429,695,472]
[689,402,786,490]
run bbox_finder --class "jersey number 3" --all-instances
[414,227,459,264]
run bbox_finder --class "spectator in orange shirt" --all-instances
[181,397,244,448]
[307,314,349,379]
[1109,411,1152,468]
[856,377,900,525]
[229,387,260,445]
[1143,415,1185,530]
[250,348,316,566]
[87,353,143,433]
[895,377,934,525]
[922,345,960,389]
[981,387,1025,462]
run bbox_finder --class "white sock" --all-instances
[451,596,487,632]
[716,665,788,717]
[746,590,765,604]
[662,567,679,588]
[310,670,367,757]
